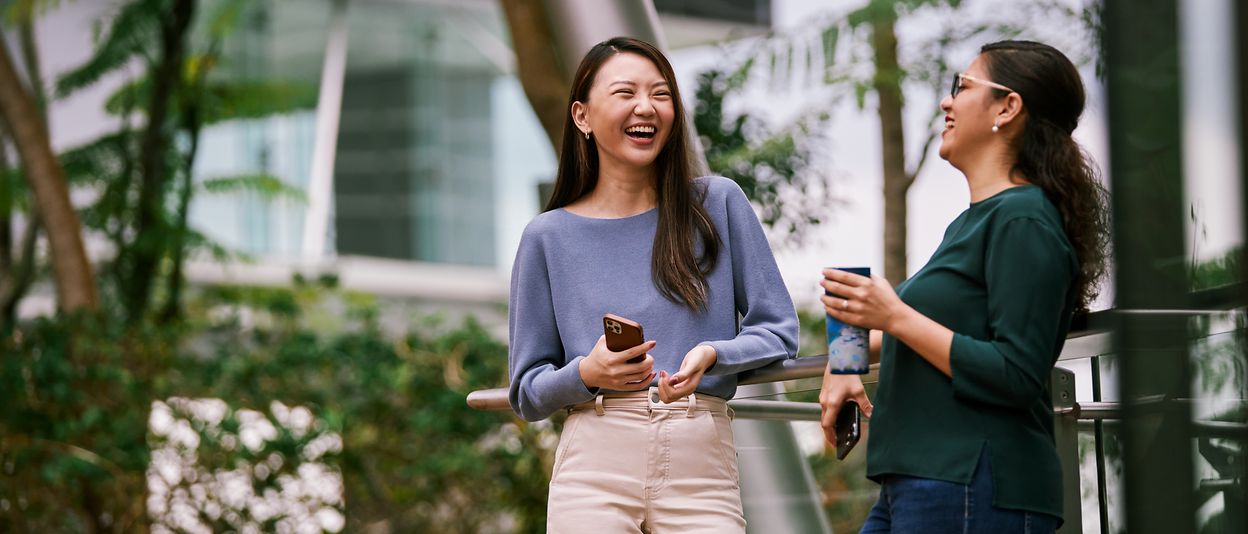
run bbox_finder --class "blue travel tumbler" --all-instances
[825,267,870,374]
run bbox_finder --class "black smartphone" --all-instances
[603,313,645,364]
[835,400,861,460]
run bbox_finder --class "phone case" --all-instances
[835,400,861,460]
[603,313,645,363]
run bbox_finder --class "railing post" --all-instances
[1105,0,1198,531]
[1051,367,1082,533]
[733,382,833,534]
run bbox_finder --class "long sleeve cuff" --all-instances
[513,356,598,421]
[703,338,791,376]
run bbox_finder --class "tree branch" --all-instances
[126,0,194,321]
[18,7,47,116]
[499,0,567,149]
[0,127,13,277]
[906,107,945,187]
[0,28,96,312]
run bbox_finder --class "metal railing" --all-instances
[467,303,1246,533]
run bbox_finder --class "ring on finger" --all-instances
[842,298,850,310]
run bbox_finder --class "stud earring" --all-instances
[992,121,999,133]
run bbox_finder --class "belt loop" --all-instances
[594,394,605,416]
[726,405,736,420]
[686,392,697,417]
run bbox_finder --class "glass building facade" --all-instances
[187,0,768,270]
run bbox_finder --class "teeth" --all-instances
[626,125,655,134]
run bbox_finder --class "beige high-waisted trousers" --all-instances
[546,387,746,533]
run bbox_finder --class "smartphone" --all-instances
[835,400,861,460]
[603,313,645,363]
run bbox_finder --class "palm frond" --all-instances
[55,0,163,98]
[200,174,306,203]
[59,130,137,186]
[183,227,251,264]
[103,78,317,124]
[199,80,318,124]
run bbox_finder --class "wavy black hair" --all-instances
[981,40,1110,309]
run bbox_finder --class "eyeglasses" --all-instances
[950,73,1015,98]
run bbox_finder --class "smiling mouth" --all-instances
[625,125,656,140]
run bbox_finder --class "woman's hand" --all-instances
[819,372,873,445]
[657,345,716,403]
[821,268,911,332]
[579,335,656,391]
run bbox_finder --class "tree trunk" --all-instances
[499,0,568,149]
[0,128,12,277]
[125,0,194,322]
[159,103,199,323]
[872,9,911,285]
[0,123,40,326]
[0,36,96,312]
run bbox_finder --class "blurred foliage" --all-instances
[0,313,172,532]
[692,63,840,248]
[1191,246,1243,292]
[0,0,318,327]
[787,309,880,531]
[0,279,556,532]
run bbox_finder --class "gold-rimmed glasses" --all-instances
[950,73,1015,98]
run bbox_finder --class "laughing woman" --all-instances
[818,41,1110,533]
[507,37,798,533]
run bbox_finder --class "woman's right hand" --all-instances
[579,335,657,391]
[819,371,873,445]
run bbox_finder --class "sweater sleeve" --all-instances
[507,225,597,421]
[702,179,800,375]
[949,217,1074,409]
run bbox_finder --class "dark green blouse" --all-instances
[866,185,1078,520]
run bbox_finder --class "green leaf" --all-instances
[821,25,840,68]
[200,174,307,203]
[2,0,65,25]
[198,80,318,124]
[183,227,250,263]
[854,81,870,110]
[59,130,137,187]
[104,78,318,123]
[205,0,249,40]
[55,0,163,98]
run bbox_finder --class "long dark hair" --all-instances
[981,40,1110,310]
[546,37,719,311]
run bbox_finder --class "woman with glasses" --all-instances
[818,41,1109,533]
[508,37,798,533]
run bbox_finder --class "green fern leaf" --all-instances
[200,174,307,203]
[55,0,163,98]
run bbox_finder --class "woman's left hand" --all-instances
[658,345,716,403]
[821,268,910,332]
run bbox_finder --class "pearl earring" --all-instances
[584,130,591,140]
[992,121,999,133]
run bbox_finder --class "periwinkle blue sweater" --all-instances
[507,176,799,421]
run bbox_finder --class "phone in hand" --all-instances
[835,399,862,460]
[603,313,645,363]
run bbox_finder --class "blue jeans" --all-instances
[860,451,1060,534]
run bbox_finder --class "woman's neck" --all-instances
[568,166,657,218]
[961,147,1026,203]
